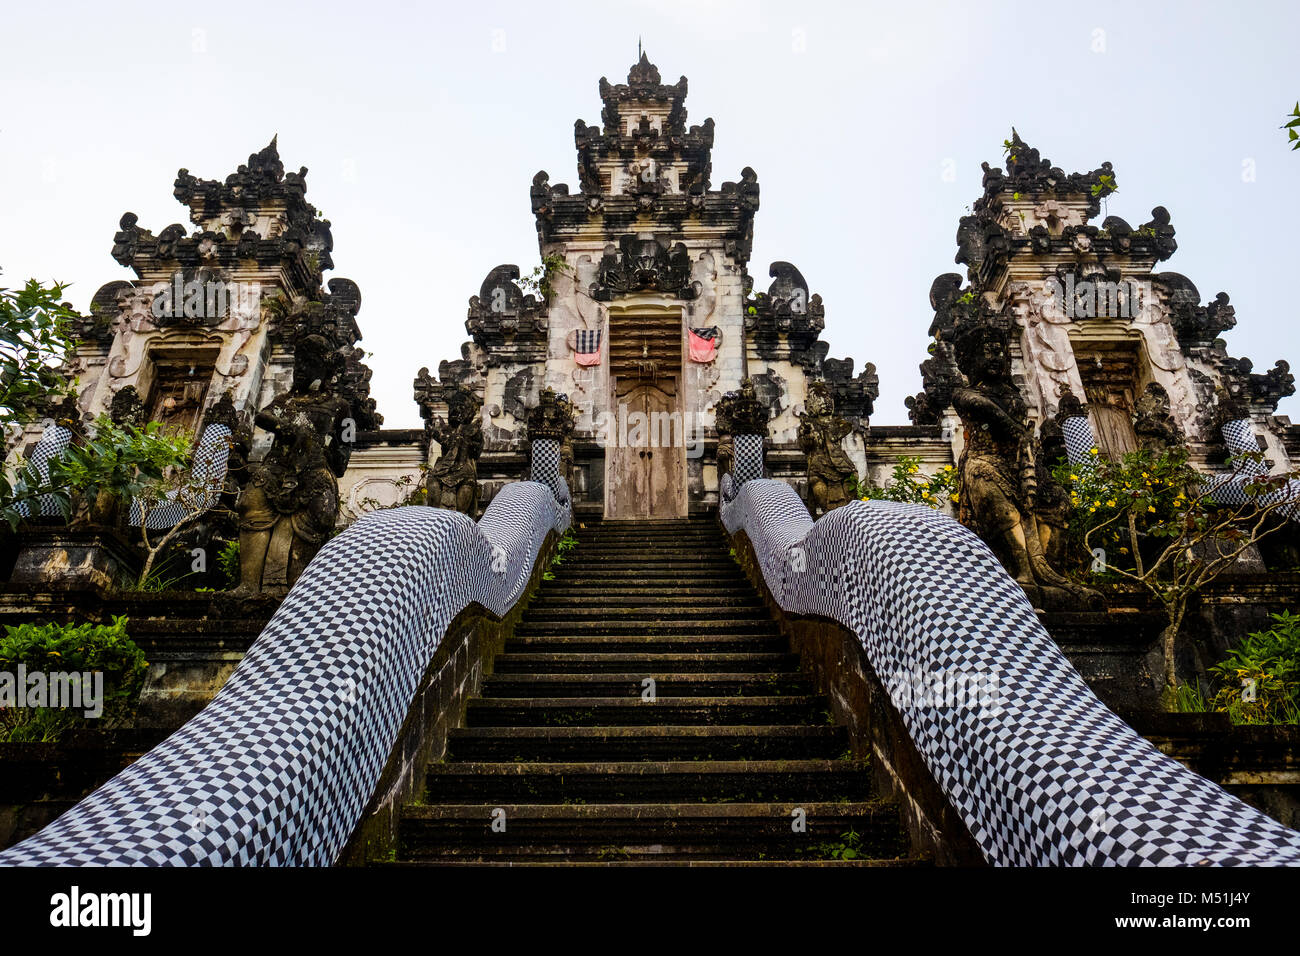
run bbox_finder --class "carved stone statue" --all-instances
[797,381,856,514]
[947,316,1099,609]
[714,378,769,479]
[426,385,483,515]
[1132,382,1185,455]
[236,332,350,594]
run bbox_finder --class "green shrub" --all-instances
[854,456,958,509]
[0,616,148,741]
[1207,611,1300,725]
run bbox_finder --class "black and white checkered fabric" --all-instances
[13,423,73,518]
[1061,416,1095,465]
[733,434,765,485]
[573,329,602,354]
[689,327,718,341]
[0,480,571,866]
[528,438,570,508]
[721,478,1300,865]
[128,424,232,530]
[1206,420,1300,521]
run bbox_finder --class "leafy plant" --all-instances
[1282,102,1300,151]
[0,616,148,741]
[216,539,241,589]
[810,827,866,861]
[0,277,77,440]
[1056,445,1300,698]
[1091,173,1117,198]
[855,456,958,509]
[1206,611,1300,725]
[516,253,571,301]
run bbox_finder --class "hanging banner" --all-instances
[570,329,602,367]
[688,326,719,363]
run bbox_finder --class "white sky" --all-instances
[2,0,1297,428]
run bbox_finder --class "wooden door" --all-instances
[606,380,687,519]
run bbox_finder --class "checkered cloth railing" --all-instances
[12,423,73,519]
[0,479,571,866]
[721,478,1300,865]
[1061,416,1095,465]
[733,434,765,485]
[128,423,233,530]
[1206,419,1300,521]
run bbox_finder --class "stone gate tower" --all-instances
[416,54,877,519]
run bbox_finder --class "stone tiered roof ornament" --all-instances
[913,131,1295,435]
[530,54,757,262]
[465,265,549,367]
[745,262,827,370]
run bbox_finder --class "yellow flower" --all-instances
[1069,474,1078,482]
[1106,500,1116,507]
[1148,505,1156,513]
[950,494,959,503]
[1093,500,1101,507]
[1089,507,1097,513]
[1089,447,1099,455]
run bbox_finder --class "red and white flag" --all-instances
[573,329,602,367]
[688,326,719,363]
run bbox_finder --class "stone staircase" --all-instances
[392,515,920,866]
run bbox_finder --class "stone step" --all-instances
[465,696,829,727]
[491,652,800,674]
[514,619,779,637]
[446,724,848,761]
[398,801,904,862]
[385,859,925,867]
[556,561,740,574]
[505,634,789,654]
[551,566,745,578]
[424,760,873,803]
[522,606,774,622]
[538,586,747,599]
[528,595,755,610]
[479,672,811,698]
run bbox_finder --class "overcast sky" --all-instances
[2,0,1296,428]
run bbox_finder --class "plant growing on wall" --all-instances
[516,254,571,301]
[1054,445,1300,703]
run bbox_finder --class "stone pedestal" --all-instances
[9,527,142,591]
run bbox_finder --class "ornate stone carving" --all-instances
[465,265,549,367]
[714,378,769,478]
[589,234,697,300]
[1132,383,1185,454]
[745,262,828,370]
[235,326,352,594]
[108,386,145,428]
[423,384,483,515]
[525,387,576,487]
[942,309,1099,609]
[797,381,856,514]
